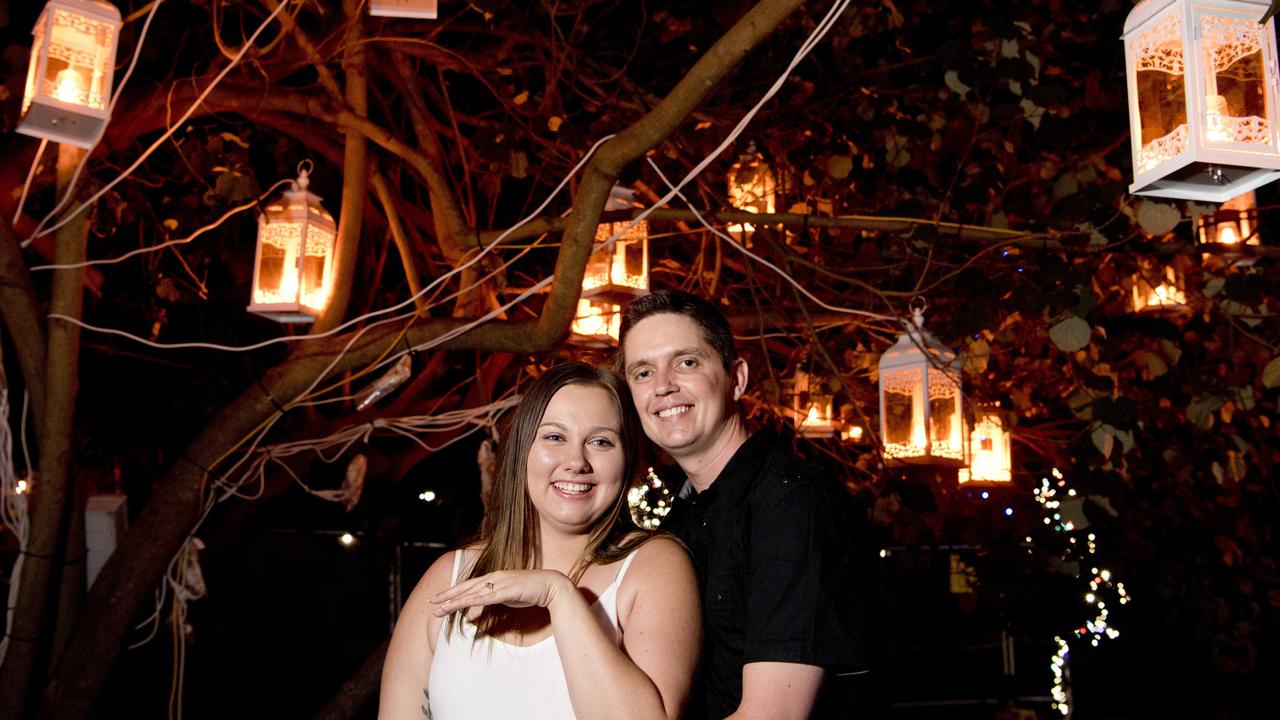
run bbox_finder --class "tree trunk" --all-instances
[0,144,90,720]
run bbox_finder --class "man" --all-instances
[618,290,865,719]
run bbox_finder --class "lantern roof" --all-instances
[879,308,957,371]
[604,185,641,212]
[45,0,123,22]
[1124,0,1269,35]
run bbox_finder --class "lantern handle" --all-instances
[907,296,927,328]
[295,159,314,188]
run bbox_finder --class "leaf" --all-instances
[1159,339,1182,366]
[513,90,529,105]
[1203,277,1226,298]
[215,170,255,202]
[1136,200,1182,235]
[963,338,990,375]
[944,70,971,97]
[1049,315,1091,352]
[1019,98,1044,129]
[1144,352,1168,379]
[1187,394,1223,429]
[1091,424,1114,458]
[547,116,563,132]
[1231,386,1256,411]
[1263,356,1280,388]
[827,155,853,179]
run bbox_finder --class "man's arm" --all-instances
[726,662,824,719]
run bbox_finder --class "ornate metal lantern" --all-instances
[570,186,649,345]
[17,0,122,148]
[248,164,337,323]
[1123,0,1280,201]
[369,0,438,18]
[878,306,965,467]
[726,144,777,241]
[1197,190,1259,246]
[788,370,838,438]
[958,408,1012,484]
[1130,256,1189,312]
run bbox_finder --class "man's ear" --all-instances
[730,358,748,401]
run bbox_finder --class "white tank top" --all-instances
[427,549,639,719]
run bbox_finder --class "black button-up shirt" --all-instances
[664,430,866,719]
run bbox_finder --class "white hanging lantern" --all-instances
[369,0,438,18]
[958,409,1012,484]
[878,306,965,467]
[585,185,648,302]
[1196,190,1260,246]
[726,144,777,241]
[248,163,337,323]
[1130,256,1189,312]
[788,369,838,438]
[1123,0,1280,201]
[17,0,122,149]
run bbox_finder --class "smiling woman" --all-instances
[378,362,701,720]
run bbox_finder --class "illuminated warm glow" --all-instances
[727,149,777,239]
[959,413,1013,483]
[249,170,337,322]
[339,532,355,546]
[584,222,648,295]
[792,370,837,438]
[18,2,122,148]
[1197,190,1258,246]
[1124,1,1280,200]
[1131,262,1186,311]
[879,312,965,466]
[845,425,864,442]
[369,0,438,18]
[52,67,86,104]
[570,298,621,342]
[16,479,30,495]
[418,490,436,502]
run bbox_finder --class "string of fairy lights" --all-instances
[1032,468,1130,718]
[627,468,673,529]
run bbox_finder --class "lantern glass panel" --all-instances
[585,221,648,295]
[1131,10,1188,176]
[253,222,302,306]
[728,153,777,237]
[42,7,114,109]
[1198,190,1257,245]
[791,371,836,437]
[881,367,926,459]
[959,413,1013,483]
[928,368,965,462]
[1200,13,1269,147]
[1131,260,1187,311]
[571,298,622,343]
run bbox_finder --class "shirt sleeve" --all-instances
[741,469,865,670]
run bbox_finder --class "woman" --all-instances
[378,362,701,720]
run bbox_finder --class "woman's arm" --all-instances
[378,551,455,720]
[431,536,701,720]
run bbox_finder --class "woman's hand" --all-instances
[429,569,575,617]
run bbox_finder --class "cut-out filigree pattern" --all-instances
[1132,11,1183,75]
[1137,123,1189,173]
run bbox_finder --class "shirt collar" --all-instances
[691,428,779,500]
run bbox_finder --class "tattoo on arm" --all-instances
[421,688,433,719]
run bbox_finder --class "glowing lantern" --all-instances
[569,298,623,345]
[726,144,777,241]
[788,370,838,438]
[1196,190,1259,246]
[570,186,648,345]
[17,0,122,149]
[248,164,337,323]
[878,306,965,467]
[1123,0,1280,201]
[369,0,438,18]
[1130,256,1189,312]
[959,409,1012,483]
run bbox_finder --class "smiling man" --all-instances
[618,290,865,720]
